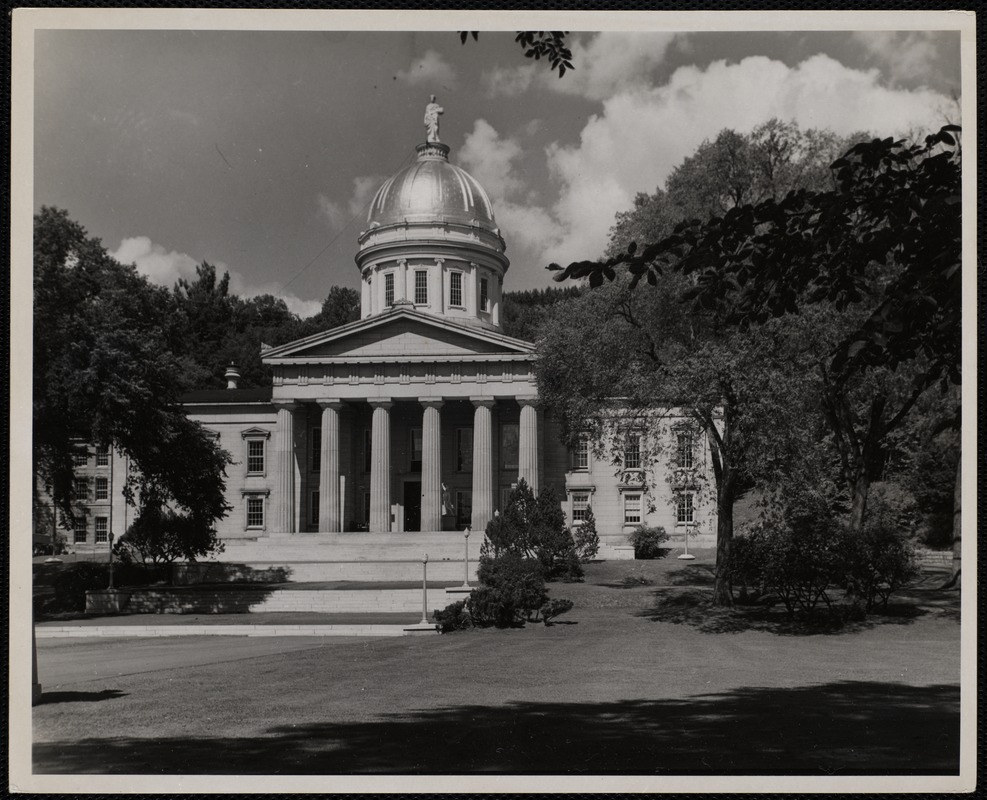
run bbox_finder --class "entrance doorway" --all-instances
[403,481,421,532]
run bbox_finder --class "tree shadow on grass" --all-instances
[36,689,128,705]
[640,588,928,635]
[33,680,958,775]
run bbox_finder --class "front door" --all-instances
[403,481,421,532]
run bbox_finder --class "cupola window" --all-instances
[480,277,489,312]
[414,270,429,305]
[384,272,395,307]
[449,271,463,307]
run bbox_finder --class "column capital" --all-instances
[316,399,345,411]
[272,399,300,411]
[470,395,496,409]
[517,396,540,409]
[435,257,445,265]
[368,397,393,410]
[418,397,445,410]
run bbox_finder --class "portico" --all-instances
[261,307,541,534]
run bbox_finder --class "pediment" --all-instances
[263,309,535,362]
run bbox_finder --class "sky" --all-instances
[34,24,962,317]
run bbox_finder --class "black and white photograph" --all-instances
[10,8,976,793]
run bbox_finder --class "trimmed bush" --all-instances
[433,600,472,633]
[573,507,600,563]
[629,525,669,559]
[474,550,548,627]
[540,598,574,625]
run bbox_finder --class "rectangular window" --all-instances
[72,478,89,501]
[571,492,590,524]
[624,434,642,470]
[501,423,519,469]
[94,477,109,501]
[414,270,428,305]
[572,436,589,471]
[677,432,694,469]
[94,517,109,543]
[311,427,321,472]
[72,449,88,467]
[363,492,371,526]
[73,518,87,543]
[480,277,489,312]
[247,439,265,474]
[450,271,463,307]
[310,491,320,526]
[677,492,695,524]
[624,493,642,525]
[456,490,472,528]
[95,446,109,467]
[410,428,423,472]
[363,429,372,473]
[384,272,395,307]
[246,497,265,529]
[457,429,473,472]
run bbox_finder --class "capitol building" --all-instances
[67,104,715,563]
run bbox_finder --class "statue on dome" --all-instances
[424,94,444,143]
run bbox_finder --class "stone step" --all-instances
[175,559,477,584]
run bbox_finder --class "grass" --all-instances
[33,555,960,776]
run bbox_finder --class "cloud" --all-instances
[111,236,322,318]
[516,53,955,271]
[318,174,386,232]
[485,32,678,100]
[395,49,457,88]
[852,31,940,87]
[459,119,524,200]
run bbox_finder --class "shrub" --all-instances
[844,517,920,611]
[629,525,669,559]
[484,480,582,581]
[433,600,472,633]
[474,550,548,627]
[573,507,600,563]
[51,562,109,612]
[540,598,574,625]
[115,505,225,568]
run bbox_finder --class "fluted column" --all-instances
[471,397,495,531]
[317,400,343,533]
[274,400,298,533]
[519,397,539,495]
[420,399,444,531]
[369,399,393,532]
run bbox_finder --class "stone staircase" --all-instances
[158,532,479,618]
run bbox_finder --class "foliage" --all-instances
[483,480,582,580]
[540,598,574,625]
[433,600,472,633]
[460,31,573,77]
[844,507,920,611]
[501,286,582,342]
[114,506,226,567]
[471,552,548,627]
[629,525,670,560]
[572,507,600,563]
[33,208,233,528]
[730,489,918,617]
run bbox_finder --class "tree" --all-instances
[34,207,232,536]
[537,274,822,604]
[552,128,962,569]
[296,285,360,338]
[501,286,582,342]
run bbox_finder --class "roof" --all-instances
[179,387,273,405]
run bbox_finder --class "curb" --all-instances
[36,624,438,639]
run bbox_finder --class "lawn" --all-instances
[32,556,961,776]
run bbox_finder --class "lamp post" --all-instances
[107,532,115,588]
[420,553,429,625]
[678,525,696,561]
[461,527,471,589]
